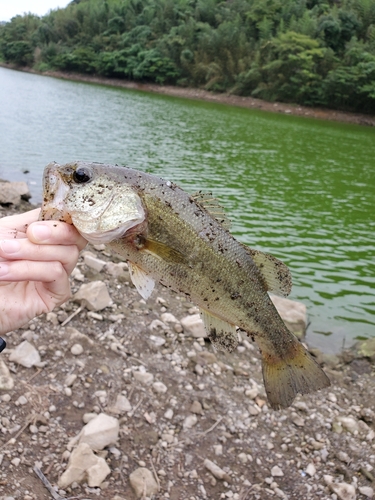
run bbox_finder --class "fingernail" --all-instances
[0,240,21,254]
[0,263,9,277]
[31,224,52,242]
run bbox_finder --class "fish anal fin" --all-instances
[143,238,186,264]
[200,309,238,352]
[128,262,155,300]
[245,247,292,297]
[191,191,231,230]
[261,342,330,410]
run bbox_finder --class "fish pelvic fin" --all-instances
[261,342,330,410]
[200,309,238,352]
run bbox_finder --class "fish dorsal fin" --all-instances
[244,246,292,297]
[191,191,231,230]
[128,262,155,300]
[200,309,238,353]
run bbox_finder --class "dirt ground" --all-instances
[2,63,375,127]
[0,201,374,500]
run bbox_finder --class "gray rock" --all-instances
[108,394,132,415]
[73,281,113,311]
[324,476,356,500]
[269,294,307,339]
[133,371,154,385]
[183,414,198,429]
[10,181,31,200]
[0,359,14,390]
[271,466,284,477]
[180,314,207,338]
[79,413,119,450]
[58,442,110,488]
[70,343,84,356]
[359,486,374,498]
[82,251,106,272]
[129,467,159,498]
[203,459,231,481]
[0,182,21,206]
[9,340,41,368]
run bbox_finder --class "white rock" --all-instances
[203,459,231,481]
[133,371,154,385]
[152,381,167,394]
[337,416,359,434]
[9,340,40,368]
[65,374,77,387]
[359,486,374,498]
[180,314,207,338]
[73,281,112,311]
[105,261,128,277]
[164,409,173,419]
[70,344,83,356]
[269,294,307,337]
[0,359,14,390]
[183,414,198,429]
[58,442,110,488]
[82,252,106,272]
[79,413,119,450]
[160,312,179,324]
[238,453,248,464]
[149,335,166,347]
[0,182,21,205]
[214,445,223,456]
[129,467,159,498]
[109,394,132,415]
[305,463,316,477]
[271,466,284,477]
[292,413,305,427]
[331,483,357,500]
[17,395,28,405]
[11,457,21,466]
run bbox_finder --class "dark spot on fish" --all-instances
[231,292,241,300]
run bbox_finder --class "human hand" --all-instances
[0,208,87,335]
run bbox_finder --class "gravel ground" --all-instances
[0,202,374,500]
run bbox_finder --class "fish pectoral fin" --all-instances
[245,246,292,297]
[143,238,186,264]
[200,309,238,353]
[128,262,155,300]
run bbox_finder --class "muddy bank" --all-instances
[2,63,375,127]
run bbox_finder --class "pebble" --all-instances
[9,340,41,368]
[0,359,14,390]
[305,463,316,477]
[152,381,168,394]
[16,395,28,406]
[133,371,154,385]
[182,414,198,429]
[271,466,284,477]
[71,344,83,356]
[129,467,159,498]
[203,459,231,481]
[359,486,374,498]
[291,413,305,427]
[11,457,21,466]
[190,400,203,414]
[164,409,174,419]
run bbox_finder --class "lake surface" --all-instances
[1,66,374,353]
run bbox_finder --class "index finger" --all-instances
[0,208,41,233]
[27,220,87,251]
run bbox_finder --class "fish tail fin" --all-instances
[261,342,330,410]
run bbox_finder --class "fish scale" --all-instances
[40,161,330,409]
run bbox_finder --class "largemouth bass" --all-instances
[40,161,330,409]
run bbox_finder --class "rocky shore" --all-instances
[0,194,374,500]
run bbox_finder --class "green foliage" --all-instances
[0,0,374,112]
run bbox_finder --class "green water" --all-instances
[1,67,374,353]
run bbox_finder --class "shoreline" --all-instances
[2,63,375,127]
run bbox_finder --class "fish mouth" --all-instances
[39,162,72,223]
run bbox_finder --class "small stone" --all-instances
[238,453,248,464]
[109,395,132,415]
[324,477,356,500]
[271,466,284,477]
[133,371,154,385]
[245,387,259,399]
[129,467,159,498]
[64,387,72,397]
[336,416,359,434]
[9,340,40,368]
[160,312,179,324]
[164,409,173,420]
[214,445,223,456]
[203,459,231,481]
[58,442,110,488]
[180,314,207,338]
[0,359,14,390]
[292,413,305,427]
[336,451,350,463]
[73,281,112,311]
[11,457,21,466]
[190,401,203,415]
[82,252,106,272]
[305,463,316,477]
[195,364,204,376]
[152,382,167,394]
[149,335,166,347]
[71,344,83,356]
[79,413,119,450]
[17,395,28,405]
[183,414,198,429]
[359,486,374,498]
[65,374,77,387]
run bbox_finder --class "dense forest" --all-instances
[1,0,375,113]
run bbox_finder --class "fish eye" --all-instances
[73,167,92,184]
